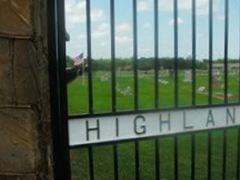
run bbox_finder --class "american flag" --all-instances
[73,53,84,67]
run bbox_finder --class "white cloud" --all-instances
[100,42,107,47]
[92,22,131,39]
[143,22,151,28]
[159,0,194,11]
[217,15,225,21]
[65,1,85,24]
[116,23,131,34]
[65,0,104,27]
[135,0,213,13]
[137,0,153,12]
[116,23,132,44]
[139,47,152,53]
[116,36,132,44]
[159,0,219,15]
[169,17,184,26]
[92,22,110,38]
[197,33,204,38]
[76,34,86,40]
[91,10,104,22]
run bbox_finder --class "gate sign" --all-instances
[69,105,240,146]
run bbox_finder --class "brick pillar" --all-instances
[0,0,53,179]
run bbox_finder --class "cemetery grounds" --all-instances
[68,70,240,180]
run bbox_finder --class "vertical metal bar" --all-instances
[86,8,93,180]
[86,0,93,114]
[191,1,196,179]
[222,1,229,179]
[133,0,140,179]
[110,1,118,179]
[224,0,229,104]
[154,5,160,176]
[239,1,240,103]
[192,0,196,106]
[133,0,139,110]
[209,0,213,105]
[135,140,140,180]
[155,139,160,180]
[154,0,159,109]
[207,132,212,180]
[48,0,71,179]
[113,143,119,180]
[110,0,116,113]
[208,1,213,179]
[173,1,178,179]
[239,6,240,103]
[237,6,240,179]
[88,146,94,180]
[174,0,179,108]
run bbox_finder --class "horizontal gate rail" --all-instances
[68,103,240,119]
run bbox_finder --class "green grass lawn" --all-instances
[68,70,240,180]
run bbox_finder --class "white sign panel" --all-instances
[69,106,240,146]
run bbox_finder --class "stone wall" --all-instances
[0,0,53,179]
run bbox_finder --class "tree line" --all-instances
[66,56,238,71]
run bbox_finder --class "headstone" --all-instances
[169,69,174,79]
[212,70,221,88]
[116,84,132,96]
[116,83,121,93]
[197,86,206,93]
[100,73,110,82]
[160,70,168,77]
[183,70,192,82]
[212,69,220,77]
[122,86,132,96]
[158,77,169,85]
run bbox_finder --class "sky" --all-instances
[65,0,240,60]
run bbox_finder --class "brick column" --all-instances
[0,0,53,179]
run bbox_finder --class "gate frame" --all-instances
[46,0,240,179]
[48,0,71,179]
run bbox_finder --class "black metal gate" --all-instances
[48,0,240,179]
